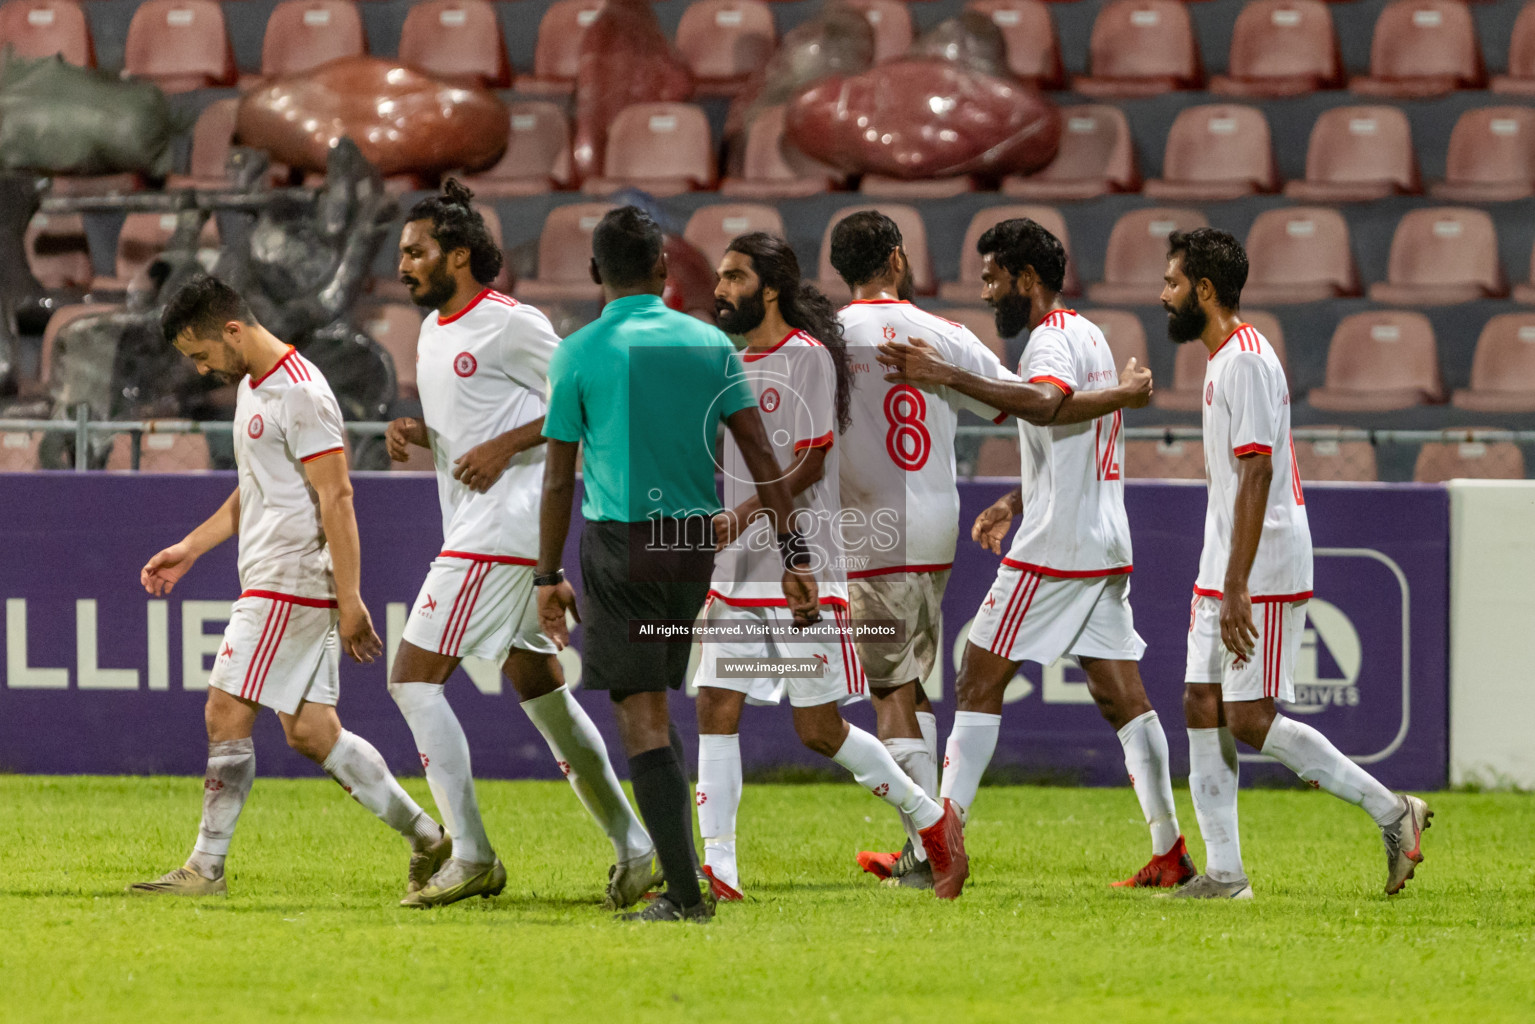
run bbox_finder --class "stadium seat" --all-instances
[1432,107,1535,202]
[935,306,1010,365]
[963,0,1064,89]
[398,0,511,88]
[817,204,934,299]
[1308,311,1445,411]
[1413,439,1526,482]
[1369,208,1506,305]
[1492,2,1535,95]
[361,302,425,399]
[1087,208,1209,305]
[0,430,41,471]
[675,0,776,96]
[39,302,119,393]
[860,175,980,200]
[514,203,615,303]
[462,102,573,197]
[123,0,236,93]
[520,0,604,94]
[1451,314,1535,414]
[1284,105,1420,201]
[940,205,1079,302]
[1210,0,1342,98]
[165,98,239,190]
[24,212,92,291]
[1514,240,1535,305]
[682,204,786,266]
[582,102,715,196]
[260,0,365,79]
[1124,429,1204,480]
[974,437,1020,477]
[843,0,914,64]
[1241,207,1360,305]
[1351,0,1484,98]
[1073,0,1202,98]
[721,104,844,198]
[107,433,211,473]
[0,0,93,66]
[92,213,219,293]
[1293,430,1379,483]
[1079,309,1148,372]
[1002,104,1139,200]
[1143,104,1279,200]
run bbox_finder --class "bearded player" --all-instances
[386,182,658,909]
[1160,228,1431,899]
[879,218,1194,890]
[132,274,448,898]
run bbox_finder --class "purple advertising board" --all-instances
[0,474,1447,789]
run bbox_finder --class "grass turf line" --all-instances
[3,777,1533,1024]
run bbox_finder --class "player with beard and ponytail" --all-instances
[385,181,660,909]
[879,218,1195,890]
[692,231,968,901]
[1161,228,1431,899]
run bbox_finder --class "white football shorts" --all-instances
[848,569,950,690]
[209,590,340,715]
[690,596,868,708]
[1185,593,1306,703]
[968,567,1145,665]
[402,553,558,662]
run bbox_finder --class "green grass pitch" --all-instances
[4,776,1533,1024]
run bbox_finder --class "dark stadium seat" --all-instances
[939,205,1079,302]
[935,306,1010,364]
[1492,2,1535,95]
[1148,306,1286,412]
[93,214,219,292]
[1079,309,1148,371]
[721,104,845,199]
[1210,0,1342,98]
[39,303,119,394]
[107,434,211,473]
[1451,314,1535,414]
[676,0,776,96]
[398,0,511,89]
[361,302,425,399]
[165,97,239,190]
[1143,104,1279,200]
[1002,104,1140,200]
[1369,208,1506,305]
[962,0,1064,89]
[1351,0,1484,98]
[462,102,573,197]
[843,0,914,64]
[123,0,236,93]
[260,0,365,79]
[1293,430,1379,483]
[1309,311,1445,411]
[1073,0,1202,98]
[1514,240,1535,305]
[24,211,92,291]
[1432,107,1535,203]
[0,0,93,66]
[1124,429,1204,480]
[817,204,934,298]
[1413,439,1526,482]
[682,203,787,266]
[974,437,1020,477]
[582,102,715,196]
[1087,208,1209,305]
[1284,105,1420,202]
[514,202,615,303]
[520,0,604,94]
[1241,207,1360,305]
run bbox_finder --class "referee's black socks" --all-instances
[629,745,703,909]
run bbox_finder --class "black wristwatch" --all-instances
[534,568,565,587]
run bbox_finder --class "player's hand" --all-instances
[972,498,1016,555]
[1219,583,1259,663]
[1119,357,1153,409]
[386,417,427,462]
[141,542,198,595]
[538,581,580,649]
[712,510,741,550]
[781,568,821,629]
[453,437,515,493]
[338,602,383,664]
[877,336,953,388]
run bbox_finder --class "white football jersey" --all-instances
[1196,323,1313,600]
[232,347,347,601]
[838,299,1016,577]
[1003,309,1133,577]
[711,330,847,606]
[415,288,558,564]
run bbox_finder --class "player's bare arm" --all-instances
[385,416,429,461]
[304,452,383,664]
[713,445,827,550]
[972,486,1022,555]
[878,336,1065,426]
[140,488,241,595]
[1048,358,1154,426]
[452,416,548,493]
[1221,452,1272,660]
[535,438,582,648]
[725,406,820,627]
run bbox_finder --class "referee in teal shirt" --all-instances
[536,206,818,923]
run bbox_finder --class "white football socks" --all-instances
[834,725,942,830]
[695,733,743,890]
[1261,714,1402,826]
[321,729,441,849]
[883,737,934,860]
[1188,726,1244,882]
[1116,711,1180,856]
[522,684,652,861]
[916,710,939,773]
[939,710,1001,821]
[187,737,256,880]
[388,681,493,865]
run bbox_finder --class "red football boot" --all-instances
[701,865,743,902]
[856,850,902,880]
[917,799,969,900]
[1111,835,1197,888]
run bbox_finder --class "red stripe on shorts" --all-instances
[999,572,1044,657]
[251,602,293,705]
[241,602,279,701]
[447,562,493,658]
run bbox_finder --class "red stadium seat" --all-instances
[93,213,219,292]
[1284,105,1420,202]
[1079,309,1148,371]
[166,98,239,190]
[1413,439,1525,482]
[1210,0,1342,98]
[1351,0,1484,98]
[462,102,573,197]
[123,0,235,93]
[1308,311,1445,411]
[817,204,934,299]
[1143,104,1279,200]
[582,102,715,196]
[1073,0,1202,98]
[940,205,1079,302]
[1002,104,1139,200]
[843,0,914,64]
[361,302,426,399]
[1241,207,1360,305]
[1155,308,1290,411]
[1492,2,1535,95]
[1087,208,1208,305]
[0,0,93,66]
[39,303,119,393]
[260,0,365,79]
[24,212,92,290]
[676,0,776,96]
[860,176,980,200]
[721,104,844,199]
[107,433,212,473]
[974,437,1020,477]
[520,0,604,94]
[1432,107,1535,203]
[0,430,41,471]
[682,203,787,266]
[514,202,616,303]
[398,0,511,88]
[1125,429,1204,481]
[1293,430,1379,482]
[935,306,1010,364]
[1452,314,1535,414]
[1369,208,1506,305]
[1514,239,1535,305]
[962,0,1065,89]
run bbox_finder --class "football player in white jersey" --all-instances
[1159,228,1432,899]
[386,182,658,909]
[826,211,1019,889]
[692,232,968,900]
[132,275,447,898]
[880,218,1197,889]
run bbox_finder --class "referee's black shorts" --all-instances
[578,517,714,700]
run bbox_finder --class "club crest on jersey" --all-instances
[454,352,478,378]
[760,387,781,413]
[1205,382,1215,406]
[882,325,896,341]
[247,414,264,439]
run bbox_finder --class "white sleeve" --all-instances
[792,346,837,453]
[932,327,1021,423]
[500,306,558,423]
[1225,354,1280,457]
[283,382,347,463]
[1019,327,1079,396]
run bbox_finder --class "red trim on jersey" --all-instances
[1191,586,1313,603]
[281,353,311,383]
[742,329,802,362]
[793,431,834,453]
[1030,375,1073,397]
[1232,443,1272,458]
[484,291,518,309]
[1001,558,1132,579]
[1208,323,1254,361]
[705,589,850,610]
[299,446,345,464]
[439,550,537,566]
[249,347,298,389]
[846,562,953,579]
[1037,309,1077,331]
[437,288,495,326]
[843,299,910,306]
[240,589,340,609]
[991,410,1009,424]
